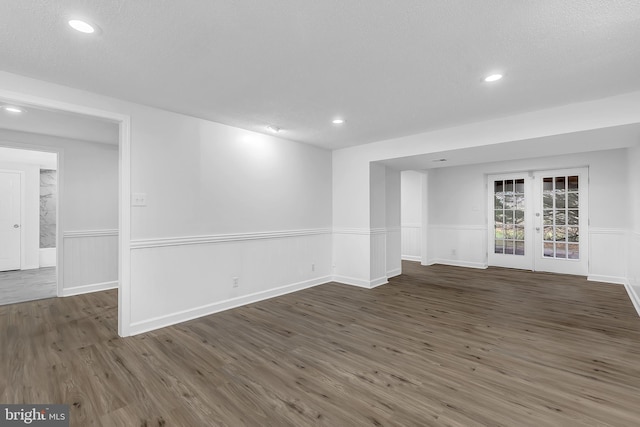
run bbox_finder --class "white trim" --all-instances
[587,275,627,285]
[624,281,640,317]
[589,228,627,235]
[131,228,331,249]
[64,229,119,238]
[39,248,56,268]
[386,226,401,233]
[370,276,389,288]
[129,276,331,335]
[332,275,389,288]
[332,228,370,235]
[332,275,374,288]
[118,116,131,337]
[387,268,402,278]
[332,227,391,235]
[402,255,422,262]
[429,224,488,231]
[402,223,422,228]
[426,258,488,269]
[61,280,118,297]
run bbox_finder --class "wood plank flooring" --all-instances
[0,267,56,306]
[2,261,640,426]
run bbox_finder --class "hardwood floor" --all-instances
[0,267,56,306]
[2,261,640,426]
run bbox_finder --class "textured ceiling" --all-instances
[0,105,119,145]
[1,1,639,150]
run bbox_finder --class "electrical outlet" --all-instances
[132,193,147,207]
[232,277,239,288]
[311,263,315,272]
[451,249,457,256]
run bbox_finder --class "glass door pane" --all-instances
[493,178,525,256]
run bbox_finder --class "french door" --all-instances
[488,168,589,276]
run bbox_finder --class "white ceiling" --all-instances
[0,105,119,145]
[379,123,640,171]
[0,1,639,150]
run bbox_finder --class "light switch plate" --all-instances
[132,193,147,207]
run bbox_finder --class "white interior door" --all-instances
[0,171,21,271]
[488,168,589,276]
[532,168,589,276]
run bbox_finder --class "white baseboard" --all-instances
[332,275,375,288]
[39,248,56,268]
[332,275,390,289]
[426,258,488,269]
[370,276,389,288]
[623,281,640,317]
[387,268,402,278]
[587,275,627,285]
[129,275,332,335]
[61,280,118,297]
[401,255,421,262]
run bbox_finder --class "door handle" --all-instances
[535,227,540,232]
[13,224,19,228]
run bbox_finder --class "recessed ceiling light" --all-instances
[332,119,345,125]
[266,125,280,133]
[4,106,24,114]
[484,74,503,82]
[68,19,96,34]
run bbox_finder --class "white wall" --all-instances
[426,149,630,278]
[0,129,119,294]
[0,161,39,269]
[127,111,333,333]
[0,71,333,336]
[401,171,423,261]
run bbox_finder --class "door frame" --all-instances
[0,89,132,337]
[487,167,590,276]
[0,169,25,271]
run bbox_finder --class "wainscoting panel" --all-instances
[332,229,371,288]
[129,230,332,334]
[428,225,488,269]
[62,230,118,296]
[626,232,640,316]
[401,223,421,261]
[386,227,402,278]
[370,228,388,287]
[588,228,627,284]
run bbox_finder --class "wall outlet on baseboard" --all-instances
[311,263,315,272]
[232,277,239,288]
[451,249,457,256]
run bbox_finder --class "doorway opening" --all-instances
[0,147,58,305]
[0,93,130,336]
